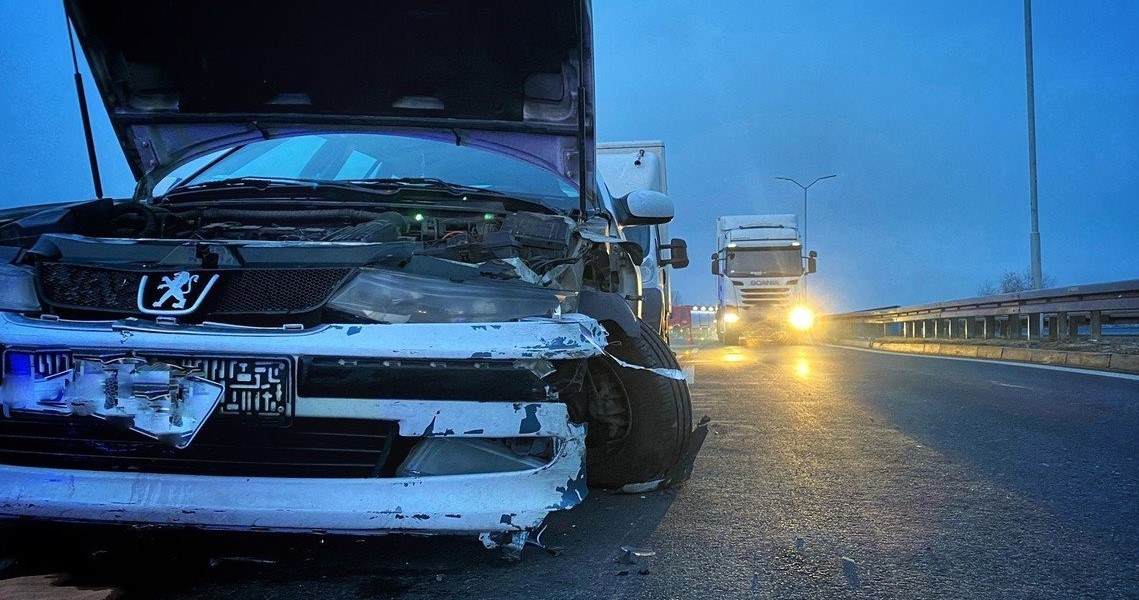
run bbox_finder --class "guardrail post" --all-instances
[1056,311,1070,340]
[1069,314,1084,339]
[945,319,955,338]
[1090,310,1103,339]
[1007,315,1022,339]
[983,316,996,339]
[1027,313,1041,340]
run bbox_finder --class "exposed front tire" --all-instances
[586,320,692,489]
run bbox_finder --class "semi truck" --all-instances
[598,141,689,338]
[712,214,816,344]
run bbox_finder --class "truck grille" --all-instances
[740,287,792,307]
[0,415,396,478]
[37,263,352,321]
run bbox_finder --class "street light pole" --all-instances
[774,174,836,251]
[1024,0,1043,289]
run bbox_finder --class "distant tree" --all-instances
[977,281,998,296]
[978,268,1056,296]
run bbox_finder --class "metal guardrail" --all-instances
[822,279,1139,340]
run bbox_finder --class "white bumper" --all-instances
[0,313,602,535]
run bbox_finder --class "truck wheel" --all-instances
[722,329,740,346]
[586,320,692,489]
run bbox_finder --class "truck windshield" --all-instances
[726,247,802,276]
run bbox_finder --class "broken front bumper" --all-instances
[0,313,601,535]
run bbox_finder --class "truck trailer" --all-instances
[712,214,816,344]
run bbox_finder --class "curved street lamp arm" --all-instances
[806,174,837,189]
[774,176,807,190]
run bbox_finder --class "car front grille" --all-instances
[39,263,141,311]
[37,263,352,321]
[0,414,396,478]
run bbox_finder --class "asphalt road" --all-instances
[4,344,1139,599]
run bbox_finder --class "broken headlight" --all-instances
[0,264,41,312]
[327,268,576,324]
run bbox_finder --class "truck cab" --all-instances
[597,141,688,338]
[712,214,816,344]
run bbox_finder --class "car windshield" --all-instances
[174,133,580,210]
[727,247,802,276]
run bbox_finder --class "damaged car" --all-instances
[0,0,696,553]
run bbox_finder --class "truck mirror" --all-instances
[807,256,817,274]
[711,258,721,276]
[615,190,674,226]
[661,238,689,269]
[809,250,818,258]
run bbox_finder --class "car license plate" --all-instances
[156,356,294,421]
[1,351,294,425]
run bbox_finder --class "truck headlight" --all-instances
[327,268,576,324]
[0,264,41,312]
[722,311,740,324]
[788,305,815,331]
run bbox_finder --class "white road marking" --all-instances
[988,381,1033,390]
[827,344,1139,382]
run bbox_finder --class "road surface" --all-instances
[3,344,1138,599]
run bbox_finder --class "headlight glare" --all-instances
[788,305,815,331]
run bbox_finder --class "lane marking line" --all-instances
[826,344,1139,382]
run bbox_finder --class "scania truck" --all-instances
[711,214,816,344]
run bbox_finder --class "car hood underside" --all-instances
[64,0,596,187]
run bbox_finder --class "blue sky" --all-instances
[1,1,1136,311]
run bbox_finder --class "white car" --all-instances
[0,0,697,556]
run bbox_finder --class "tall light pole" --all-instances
[1024,0,1043,289]
[774,174,836,251]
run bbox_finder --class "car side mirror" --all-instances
[661,238,689,269]
[807,250,818,274]
[615,190,674,226]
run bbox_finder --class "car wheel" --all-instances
[586,319,692,489]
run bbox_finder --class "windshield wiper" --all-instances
[345,177,506,197]
[163,176,399,198]
[162,175,553,214]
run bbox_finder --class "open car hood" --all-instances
[65,0,595,193]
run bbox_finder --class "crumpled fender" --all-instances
[577,290,639,338]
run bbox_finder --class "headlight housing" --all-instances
[0,263,41,312]
[722,310,740,324]
[327,268,576,324]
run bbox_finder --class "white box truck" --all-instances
[712,214,816,344]
[598,141,689,337]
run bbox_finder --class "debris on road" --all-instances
[840,556,861,589]
[617,545,657,564]
[208,556,277,567]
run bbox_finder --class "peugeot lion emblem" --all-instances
[137,271,220,316]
